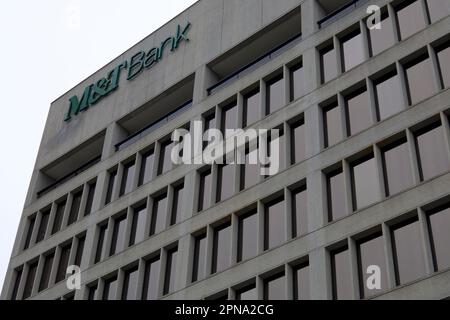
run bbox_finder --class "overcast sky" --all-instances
[0,0,198,292]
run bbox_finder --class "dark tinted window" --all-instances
[291,119,306,164]
[129,206,147,246]
[341,30,365,72]
[266,75,284,115]
[290,62,305,100]
[105,170,117,205]
[52,200,66,234]
[320,43,338,83]
[36,210,50,243]
[11,268,23,300]
[351,155,381,210]
[212,222,231,274]
[264,273,285,300]
[171,184,184,225]
[396,0,427,40]
[236,284,257,300]
[327,168,346,221]
[198,169,212,212]
[238,210,258,262]
[217,164,235,202]
[102,276,118,300]
[163,248,178,295]
[428,205,450,271]
[415,123,450,180]
[84,182,96,216]
[192,233,207,282]
[74,236,85,267]
[139,150,155,186]
[158,141,174,175]
[142,257,160,300]
[381,138,414,196]
[120,161,136,196]
[293,263,310,300]
[122,267,139,300]
[292,186,307,237]
[23,262,38,299]
[392,218,426,285]
[323,102,343,147]
[368,11,395,56]
[38,252,54,292]
[374,71,404,120]
[241,148,259,190]
[264,197,285,250]
[222,102,238,137]
[345,87,372,136]
[405,54,435,105]
[23,215,36,250]
[68,191,82,225]
[437,43,450,88]
[150,194,168,236]
[94,223,108,264]
[56,244,71,283]
[110,215,127,256]
[331,246,352,300]
[357,233,388,298]
[426,0,450,23]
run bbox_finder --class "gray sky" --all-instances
[0,0,197,291]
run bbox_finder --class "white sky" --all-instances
[0,0,198,292]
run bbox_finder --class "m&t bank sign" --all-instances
[64,22,191,122]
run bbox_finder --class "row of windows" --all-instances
[319,0,450,84]
[22,179,96,252]
[10,233,85,300]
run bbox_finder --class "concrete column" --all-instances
[396,61,410,107]
[418,208,435,275]
[284,187,292,242]
[348,238,360,300]
[31,255,44,297]
[45,203,57,239]
[101,122,128,160]
[301,0,325,38]
[373,144,387,199]
[91,170,107,214]
[174,234,191,291]
[387,3,400,43]
[115,269,125,300]
[343,160,353,215]
[307,170,327,233]
[382,222,396,289]
[440,111,450,161]
[366,77,379,124]
[406,128,422,184]
[303,47,321,94]
[428,44,443,93]
[231,213,239,265]
[308,248,331,300]
[257,201,265,254]
[193,65,219,104]
[305,104,322,159]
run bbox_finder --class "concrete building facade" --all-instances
[2,0,450,300]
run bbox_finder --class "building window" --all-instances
[243,89,261,127]
[87,282,98,300]
[36,209,50,243]
[326,167,346,222]
[67,191,82,226]
[23,261,38,299]
[290,119,306,165]
[426,0,450,23]
[84,181,96,216]
[129,205,147,246]
[427,204,450,271]
[38,252,55,292]
[395,0,427,40]
[340,29,365,72]
[350,154,381,211]
[212,221,232,274]
[198,168,212,212]
[150,193,168,236]
[344,86,372,136]
[265,128,286,175]
[102,276,118,300]
[391,217,427,285]
[331,246,352,300]
[23,215,36,250]
[381,137,414,196]
[10,267,23,300]
[290,62,305,101]
[94,222,108,264]
[356,232,388,298]
[368,9,395,56]
[266,74,285,115]
[138,150,155,186]
[158,140,174,176]
[373,70,404,120]
[110,214,127,256]
[237,209,258,262]
[216,163,235,202]
[264,196,285,251]
[293,262,310,300]
[322,100,343,148]
[55,243,71,283]
[264,272,285,300]
[436,42,450,88]
[404,53,436,105]
[163,247,178,295]
[415,122,450,181]
[236,283,257,300]
[320,42,338,84]
[240,147,259,190]
[292,185,307,238]
[170,183,184,225]
[221,102,238,137]
[142,256,161,300]
[52,200,66,235]
[74,235,85,267]
[104,170,117,205]
[120,160,136,196]
[122,266,139,300]
[203,113,216,150]
[192,232,207,283]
